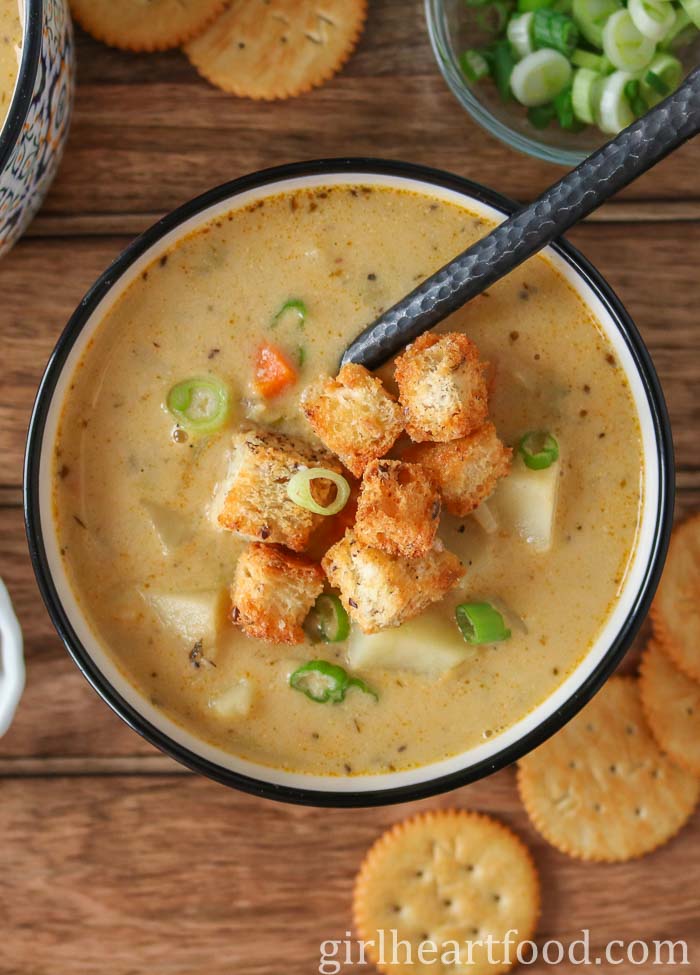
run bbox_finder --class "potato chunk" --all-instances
[348,612,473,674]
[354,459,441,558]
[142,499,192,552]
[210,427,343,552]
[148,589,229,656]
[404,422,512,517]
[322,530,463,633]
[394,332,489,442]
[209,679,255,719]
[300,363,403,476]
[231,542,324,644]
[493,454,560,552]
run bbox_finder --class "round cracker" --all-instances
[70,0,227,52]
[518,676,699,862]
[353,810,540,975]
[184,0,368,100]
[640,641,700,777]
[650,512,700,682]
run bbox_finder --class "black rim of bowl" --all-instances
[24,158,675,808]
[0,0,42,174]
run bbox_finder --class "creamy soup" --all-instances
[54,185,642,777]
[0,0,22,131]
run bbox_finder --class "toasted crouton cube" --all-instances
[354,459,441,558]
[210,427,343,552]
[231,543,324,644]
[300,363,403,476]
[322,531,463,633]
[394,332,489,442]
[405,422,512,517]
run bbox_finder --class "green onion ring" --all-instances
[287,468,350,516]
[456,603,512,645]
[518,430,560,469]
[305,593,350,643]
[289,660,377,703]
[273,298,307,327]
[166,376,230,435]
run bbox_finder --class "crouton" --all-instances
[231,543,324,644]
[404,422,512,517]
[354,459,441,559]
[210,427,344,552]
[394,332,489,442]
[322,531,463,633]
[300,363,403,476]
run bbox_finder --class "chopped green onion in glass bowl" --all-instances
[425,0,700,165]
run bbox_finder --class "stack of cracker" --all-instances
[518,513,700,862]
[352,514,700,972]
[70,0,368,100]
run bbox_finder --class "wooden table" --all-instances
[1,3,698,971]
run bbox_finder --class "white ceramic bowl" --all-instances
[25,160,674,806]
[0,579,25,737]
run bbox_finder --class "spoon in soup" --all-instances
[342,66,700,370]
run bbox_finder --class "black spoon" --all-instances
[342,66,700,370]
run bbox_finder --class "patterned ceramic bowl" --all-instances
[0,0,74,258]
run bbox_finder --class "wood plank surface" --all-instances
[0,775,697,975]
[39,2,700,225]
[0,2,699,973]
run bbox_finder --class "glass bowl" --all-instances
[425,0,699,166]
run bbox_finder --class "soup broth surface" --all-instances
[0,0,22,130]
[54,185,643,776]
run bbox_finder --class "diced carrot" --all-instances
[253,342,297,398]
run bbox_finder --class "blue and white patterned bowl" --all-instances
[0,0,74,258]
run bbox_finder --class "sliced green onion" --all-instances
[508,12,536,57]
[679,0,700,28]
[166,377,230,435]
[644,67,670,95]
[518,430,560,469]
[456,603,512,645]
[272,298,307,328]
[603,9,655,70]
[289,660,377,703]
[624,78,648,115]
[641,53,682,103]
[571,47,611,70]
[286,468,350,516]
[305,594,350,644]
[532,8,580,54]
[572,0,622,48]
[596,68,636,131]
[460,48,491,81]
[659,7,694,49]
[572,66,600,122]
[492,39,517,99]
[476,0,513,32]
[518,0,555,12]
[527,102,557,126]
[554,83,585,127]
[628,0,675,40]
[510,48,572,105]
[552,0,574,14]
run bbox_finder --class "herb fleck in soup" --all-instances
[53,185,642,776]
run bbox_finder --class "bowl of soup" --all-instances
[25,159,673,806]
[0,0,74,258]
